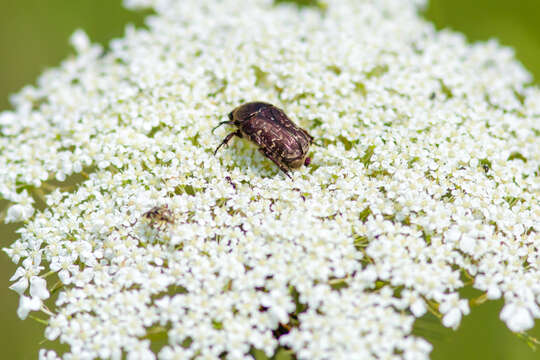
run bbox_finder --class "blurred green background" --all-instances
[0,0,538,359]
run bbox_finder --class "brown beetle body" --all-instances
[213,102,314,179]
[142,204,174,230]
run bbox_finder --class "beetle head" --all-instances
[304,157,311,166]
[228,112,234,121]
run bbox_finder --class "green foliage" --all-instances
[252,347,295,360]
[274,0,327,11]
[425,0,540,83]
[508,152,527,162]
[359,145,376,166]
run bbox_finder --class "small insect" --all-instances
[225,175,237,190]
[213,102,314,179]
[142,204,174,230]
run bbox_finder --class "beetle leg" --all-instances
[212,121,234,134]
[214,130,242,155]
[259,148,292,179]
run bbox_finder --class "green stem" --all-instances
[425,299,442,318]
[29,315,49,326]
[470,293,488,306]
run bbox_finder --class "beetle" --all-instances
[142,204,175,230]
[213,102,314,179]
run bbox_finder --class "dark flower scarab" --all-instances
[213,102,314,179]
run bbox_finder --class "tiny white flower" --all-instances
[459,235,476,254]
[45,314,68,341]
[17,295,42,320]
[440,293,470,330]
[500,301,535,332]
[474,273,503,300]
[30,276,50,300]
[70,29,91,53]
[5,203,34,223]
[401,336,433,360]
[39,349,61,360]
[9,275,29,295]
[402,290,427,317]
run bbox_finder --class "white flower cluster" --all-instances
[1,0,539,359]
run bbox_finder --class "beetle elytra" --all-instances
[213,102,314,179]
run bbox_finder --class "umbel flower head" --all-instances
[1,0,539,359]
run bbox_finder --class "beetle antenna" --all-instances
[212,121,234,134]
